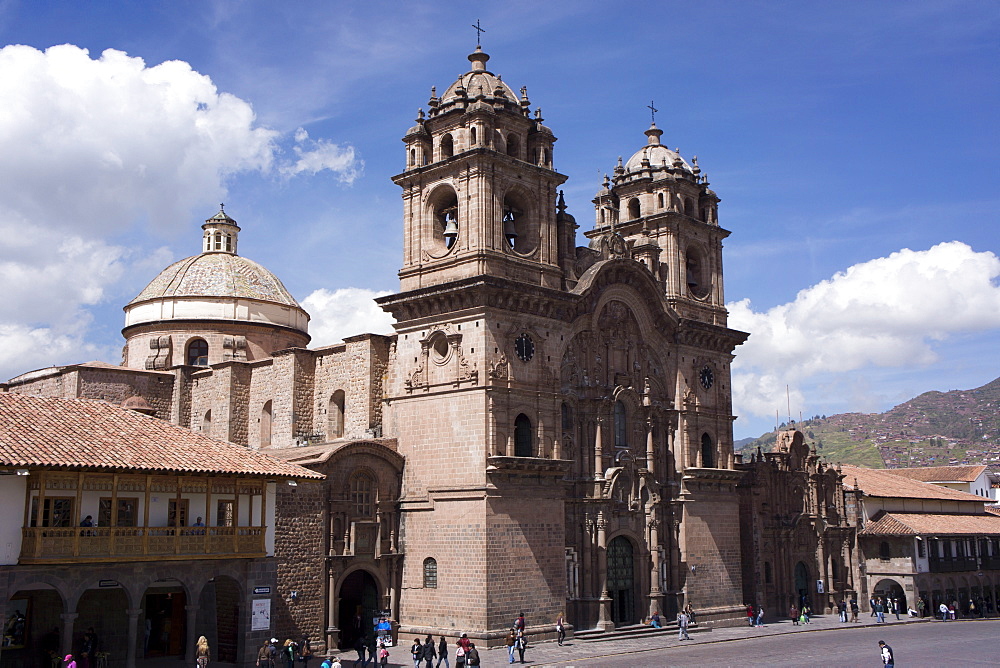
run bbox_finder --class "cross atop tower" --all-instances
[647,101,658,125]
[472,19,486,47]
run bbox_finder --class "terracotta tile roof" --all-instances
[860,512,1000,536]
[0,393,322,479]
[883,465,987,483]
[842,465,984,502]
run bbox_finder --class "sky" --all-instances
[0,0,997,439]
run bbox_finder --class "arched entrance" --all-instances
[4,586,64,668]
[141,584,187,658]
[873,578,906,612]
[794,561,810,607]
[77,586,129,665]
[608,536,637,626]
[338,570,379,651]
[194,576,241,664]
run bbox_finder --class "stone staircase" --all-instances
[572,621,710,643]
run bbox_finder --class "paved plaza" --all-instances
[465,613,996,667]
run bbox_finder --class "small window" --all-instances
[880,541,890,561]
[440,134,454,159]
[701,433,714,468]
[514,414,533,457]
[99,498,138,527]
[187,338,209,366]
[351,471,376,519]
[470,126,477,145]
[216,499,235,527]
[30,497,74,527]
[203,409,212,437]
[614,401,628,447]
[168,498,189,528]
[423,557,438,588]
[507,134,519,159]
[214,232,223,250]
[628,198,640,220]
[260,400,272,447]
[328,390,345,439]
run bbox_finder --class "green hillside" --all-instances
[737,376,1000,468]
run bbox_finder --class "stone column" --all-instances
[60,612,79,659]
[645,418,655,477]
[596,511,614,631]
[185,604,199,663]
[647,518,663,619]
[125,608,141,668]
[594,418,604,479]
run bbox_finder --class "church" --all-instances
[3,45,761,653]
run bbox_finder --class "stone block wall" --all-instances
[679,478,744,625]
[273,481,326,649]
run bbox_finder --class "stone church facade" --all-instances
[4,47,764,651]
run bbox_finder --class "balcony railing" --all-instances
[19,525,265,563]
[928,557,979,573]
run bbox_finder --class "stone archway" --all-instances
[77,586,129,667]
[337,570,379,651]
[794,561,810,607]
[140,583,187,659]
[4,585,65,668]
[872,578,906,613]
[194,576,241,664]
[608,536,638,626]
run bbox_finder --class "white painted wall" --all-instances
[0,475,27,565]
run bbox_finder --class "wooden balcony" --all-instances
[19,525,266,564]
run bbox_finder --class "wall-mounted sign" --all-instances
[251,599,271,631]
[253,586,271,595]
[816,579,825,593]
[99,580,119,588]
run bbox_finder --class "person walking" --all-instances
[464,643,480,667]
[878,640,894,668]
[435,636,448,668]
[839,599,847,622]
[746,604,754,627]
[409,638,422,668]
[505,629,517,664]
[850,598,860,623]
[875,599,885,624]
[422,635,436,668]
[555,614,566,646]
[755,605,764,627]
[196,636,211,668]
[789,604,799,626]
[298,636,312,668]
[282,639,296,668]
[677,611,690,640]
[256,641,271,668]
[939,602,949,621]
[515,629,527,664]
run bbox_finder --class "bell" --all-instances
[503,211,518,243]
[443,216,459,240]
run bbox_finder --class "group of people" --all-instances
[787,603,812,626]
[409,633,480,668]
[351,634,390,667]
[257,636,312,668]
[745,604,766,627]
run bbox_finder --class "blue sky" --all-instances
[0,1,997,439]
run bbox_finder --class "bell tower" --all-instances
[393,47,572,291]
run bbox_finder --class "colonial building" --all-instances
[842,465,1000,615]
[881,465,997,501]
[3,45,756,658]
[0,393,320,668]
[737,430,855,614]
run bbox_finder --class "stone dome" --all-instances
[439,47,519,106]
[124,208,309,335]
[128,253,302,308]
[624,123,691,173]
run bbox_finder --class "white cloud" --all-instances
[729,241,1000,419]
[283,127,362,183]
[301,287,396,347]
[0,44,362,380]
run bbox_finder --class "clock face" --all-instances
[699,366,714,390]
[514,333,534,362]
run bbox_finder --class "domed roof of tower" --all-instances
[128,253,303,307]
[435,47,520,111]
[125,208,309,334]
[623,123,691,173]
